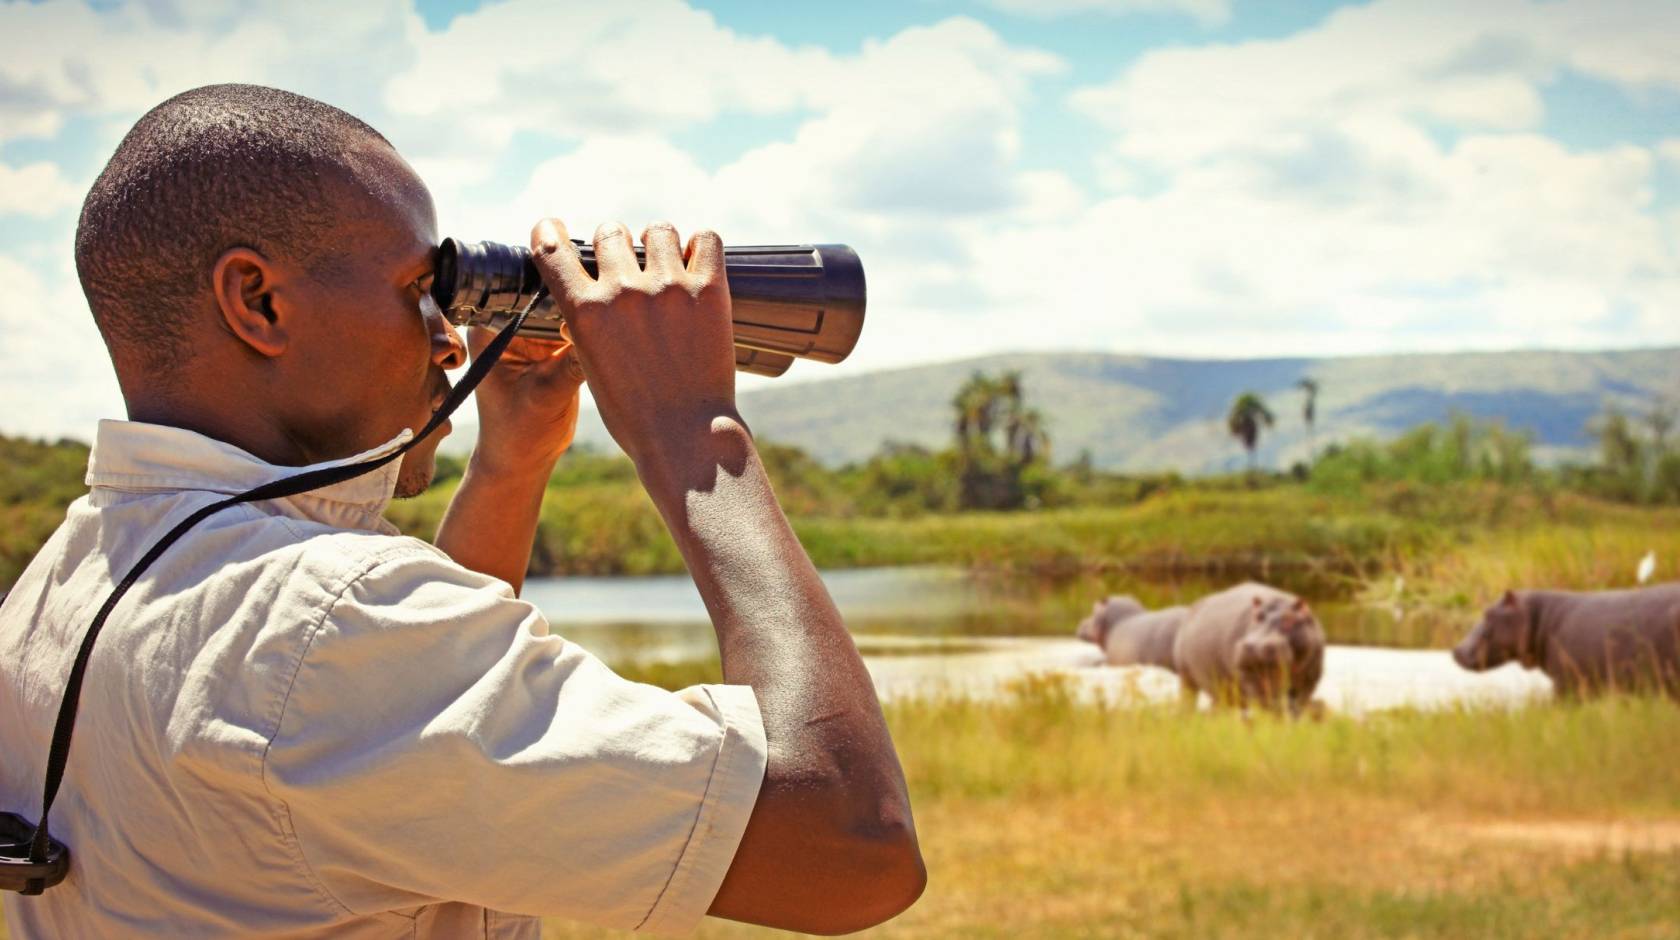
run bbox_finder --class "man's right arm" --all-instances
[530,218,925,935]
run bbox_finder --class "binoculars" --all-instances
[432,238,867,377]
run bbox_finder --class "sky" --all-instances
[2,0,1679,442]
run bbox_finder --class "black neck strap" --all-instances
[26,293,541,873]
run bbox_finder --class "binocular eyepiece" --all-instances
[431,238,867,377]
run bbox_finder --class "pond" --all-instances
[523,566,1550,711]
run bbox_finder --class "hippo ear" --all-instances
[1500,589,1517,607]
[1292,598,1308,612]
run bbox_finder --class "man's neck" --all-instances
[126,394,317,469]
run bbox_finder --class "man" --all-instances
[0,84,923,937]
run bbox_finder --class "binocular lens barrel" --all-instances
[432,238,867,377]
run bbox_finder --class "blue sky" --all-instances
[2,0,1679,441]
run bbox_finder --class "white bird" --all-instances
[1637,550,1657,585]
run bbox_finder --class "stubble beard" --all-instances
[392,451,435,499]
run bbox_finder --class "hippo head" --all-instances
[1237,595,1323,709]
[1076,595,1147,647]
[1453,590,1532,671]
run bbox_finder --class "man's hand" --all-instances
[527,218,736,475]
[464,327,585,475]
[433,328,583,594]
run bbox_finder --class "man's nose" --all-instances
[432,321,466,370]
[423,300,467,370]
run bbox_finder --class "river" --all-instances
[521,567,1552,712]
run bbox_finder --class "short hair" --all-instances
[75,84,390,374]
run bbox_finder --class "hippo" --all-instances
[1076,584,1324,714]
[1173,583,1326,714]
[1452,586,1680,699]
[1076,595,1187,669]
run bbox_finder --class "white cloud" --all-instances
[1659,139,1680,169]
[385,0,834,185]
[1042,0,1680,356]
[979,0,1231,28]
[0,161,81,217]
[440,23,1063,255]
[1,0,1678,442]
[1070,0,1560,170]
[0,0,418,143]
[1543,0,1680,91]
[0,251,123,441]
[434,17,1074,381]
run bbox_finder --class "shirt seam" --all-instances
[631,686,738,931]
[256,542,435,919]
[89,474,396,509]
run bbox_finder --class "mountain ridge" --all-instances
[442,346,1680,474]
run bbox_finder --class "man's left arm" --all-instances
[434,329,583,593]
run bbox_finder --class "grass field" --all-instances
[544,688,1680,938]
[4,687,1675,938]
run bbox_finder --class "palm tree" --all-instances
[1296,377,1320,462]
[1227,392,1275,475]
[1006,407,1049,465]
[949,369,1051,509]
[952,372,997,454]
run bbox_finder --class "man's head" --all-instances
[76,83,463,496]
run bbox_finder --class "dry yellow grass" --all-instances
[542,795,1679,939]
[540,694,1680,939]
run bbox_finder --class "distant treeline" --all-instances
[0,435,92,589]
[3,404,1679,588]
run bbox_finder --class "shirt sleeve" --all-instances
[261,545,767,935]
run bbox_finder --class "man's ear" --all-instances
[212,247,288,358]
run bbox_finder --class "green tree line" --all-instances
[2,375,1677,588]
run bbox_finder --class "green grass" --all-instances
[389,481,1680,628]
[889,676,1680,812]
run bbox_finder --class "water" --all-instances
[522,566,1552,710]
[522,567,975,663]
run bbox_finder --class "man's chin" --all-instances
[392,450,436,499]
[392,470,432,499]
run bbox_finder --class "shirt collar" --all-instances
[85,420,415,532]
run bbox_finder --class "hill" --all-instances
[444,347,1680,474]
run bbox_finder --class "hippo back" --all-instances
[1077,595,1148,647]
[1175,582,1324,710]
[1542,585,1680,696]
[1174,583,1293,694]
[1103,605,1187,668]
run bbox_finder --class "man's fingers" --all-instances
[641,222,683,279]
[593,221,638,282]
[684,229,724,284]
[530,218,594,311]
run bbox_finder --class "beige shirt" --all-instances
[0,421,767,938]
